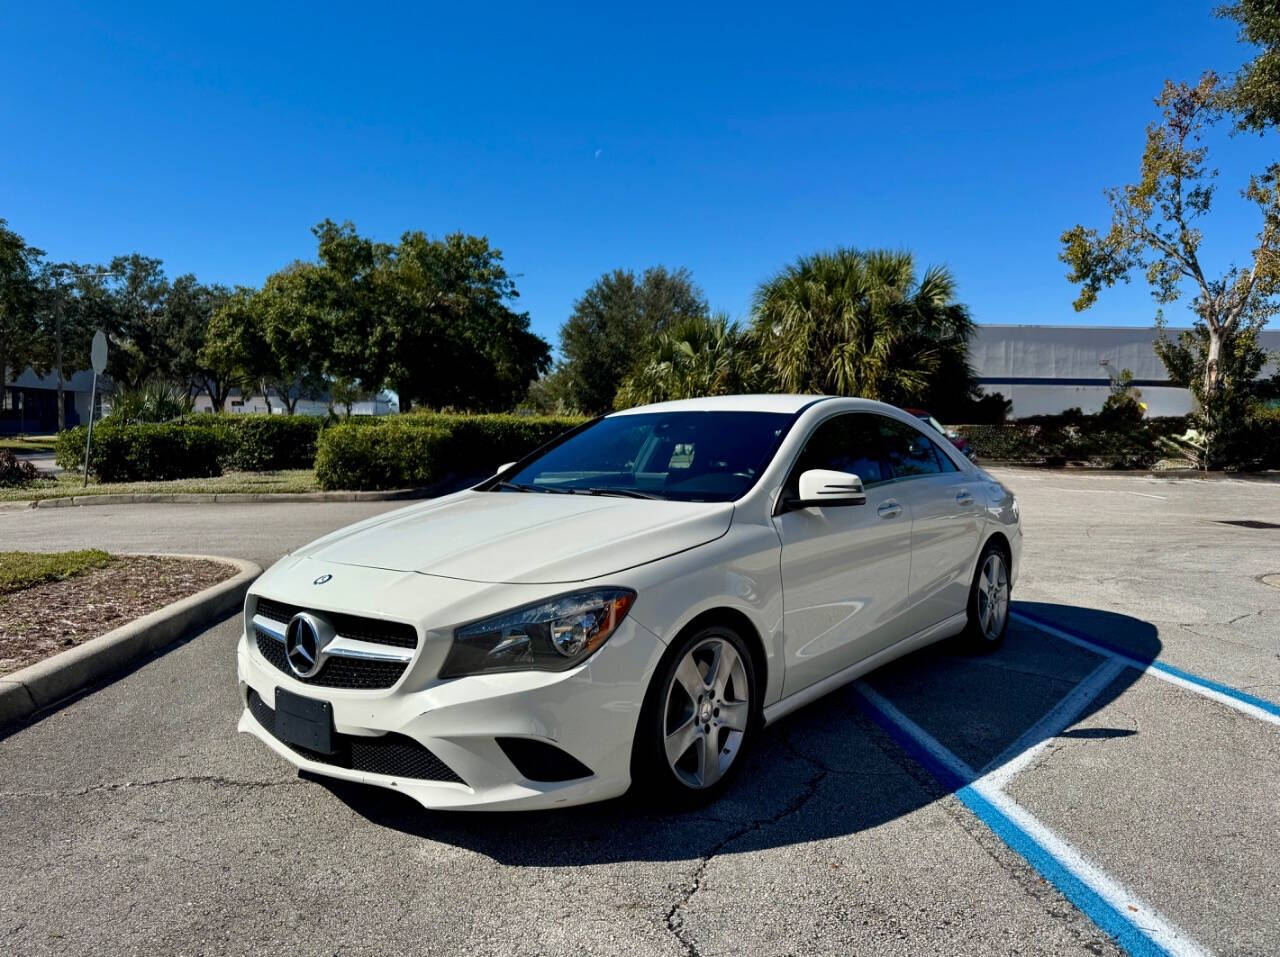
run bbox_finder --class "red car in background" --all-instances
[904,408,976,462]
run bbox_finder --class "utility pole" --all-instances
[55,277,65,431]
[51,266,119,433]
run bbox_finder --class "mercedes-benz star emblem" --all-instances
[313,573,332,585]
[285,612,332,678]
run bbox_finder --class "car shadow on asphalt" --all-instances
[313,601,1160,865]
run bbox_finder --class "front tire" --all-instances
[960,542,1011,651]
[631,625,758,805]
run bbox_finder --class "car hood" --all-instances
[301,490,735,585]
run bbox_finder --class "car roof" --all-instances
[607,394,900,416]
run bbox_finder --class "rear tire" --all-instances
[630,624,758,806]
[959,541,1011,652]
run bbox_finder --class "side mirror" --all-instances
[784,469,867,511]
[494,461,516,476]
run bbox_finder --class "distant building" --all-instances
[0,368,96,434]
[190,389,397,417]
[971,325,1280,418]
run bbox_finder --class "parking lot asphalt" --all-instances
[1,469,1277,956]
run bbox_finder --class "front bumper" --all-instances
[236,615,666,811]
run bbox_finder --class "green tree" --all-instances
[103,254,171,390]
[166,276,237,409]
[199,287,264,410]
[309,220,389,395]
[748,248,975,404]
[614,313,750,408]
[379,231,549,411]
[0,220,44,389]
[559,266,708,414]
[255,265,331,413]
[1219,0,1280,132]
[1060,74,1279,466]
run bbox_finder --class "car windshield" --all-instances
[501,411,795,502]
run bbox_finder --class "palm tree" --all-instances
[614,313,749,408]
[748,248,975,405]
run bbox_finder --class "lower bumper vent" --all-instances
[247,689,465,784]
[496,736,593,782]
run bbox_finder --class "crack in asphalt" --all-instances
[663,736,830,957]
[0,774,292,799]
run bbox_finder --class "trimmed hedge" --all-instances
[956,411,1196,469]
[316,413,585,491]
[178,414,322,471]
[314,420,452,491]
[57,414,323,481]
[56,422,224,482]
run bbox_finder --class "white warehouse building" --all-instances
[970,325,1280,418]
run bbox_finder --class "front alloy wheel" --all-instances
[634,626,757,803]
[663,637,751,789]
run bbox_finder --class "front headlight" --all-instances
[439,588,637,678]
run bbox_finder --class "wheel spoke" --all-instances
[673,655,707,703]
[664,715,699,768]
[711,643,741,699]
[718,699,749,732]
[699,731,723,787]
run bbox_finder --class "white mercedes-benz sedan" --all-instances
[237,395,1021,811]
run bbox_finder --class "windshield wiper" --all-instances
[494,480,548,493]
[582,487,664,500]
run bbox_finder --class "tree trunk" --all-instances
[260,380,273,415]
[1203,326,1223,398]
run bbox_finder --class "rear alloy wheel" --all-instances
[962,544,1011,650]
[634,626,757,803]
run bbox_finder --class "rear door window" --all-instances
[878,417,957,479]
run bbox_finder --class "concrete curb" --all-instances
[0,488,430,511]
[0,554,261,730]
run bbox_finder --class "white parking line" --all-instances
[855,682,1208,957]
[979,658,1127,791]
[1013,612,1280,728]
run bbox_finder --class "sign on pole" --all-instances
[91,330,107,375]
[83,330,107,488]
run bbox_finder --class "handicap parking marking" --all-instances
[855,683,1209,957]
[1012,611,1280,727]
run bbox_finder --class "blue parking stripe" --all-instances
[856,696,1174,957]
[1013,610,1280,720]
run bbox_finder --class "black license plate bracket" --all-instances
[274,688,336,754]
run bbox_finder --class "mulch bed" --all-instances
[0,556,235,676]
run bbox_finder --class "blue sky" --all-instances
[2,2,1272,350]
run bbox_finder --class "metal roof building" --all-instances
[970,325,1280,418]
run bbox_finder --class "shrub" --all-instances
[178,414,322,471]
[423,413,586,470]
[106,381,195,424]
[956,412,1165,469]
[315,420,452,491]
[315,413,584,491]
[56,422,224,482]
[0,449,40,487]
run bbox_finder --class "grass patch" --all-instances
[0,469,322,502]
[0,550,115,596]
[0,435,57,454]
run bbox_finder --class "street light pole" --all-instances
[51,266,118,433]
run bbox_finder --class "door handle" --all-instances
[955,489,975,507]
[877,501,902,519]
